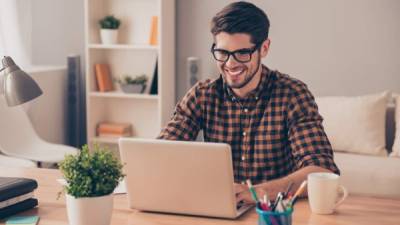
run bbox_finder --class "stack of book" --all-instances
[0,177,38,219]
[97,122,132,138]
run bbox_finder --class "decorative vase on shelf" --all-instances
[100,29,118,45]
[116,74,148,94]
[120,84,146,94]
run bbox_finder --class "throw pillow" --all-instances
[315,91,390,156]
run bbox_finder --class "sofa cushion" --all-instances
[334,152,400,197]
[315,92,390,156]
[390,94,400,157]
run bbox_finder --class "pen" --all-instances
[263,193,271,207]
[271,192,283,211]
[289,180,307,206]
[258,199,269,211]
[246,179,259,203]
[283,181,294,198]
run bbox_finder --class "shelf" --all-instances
[91,136,119,144]
[88,44,158,51]
[91,136,144,145]
[89,92,159,100]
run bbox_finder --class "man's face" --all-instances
[213,32,268,89]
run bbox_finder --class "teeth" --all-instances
[226,69,244,76]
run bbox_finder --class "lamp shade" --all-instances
[2,56,42,106]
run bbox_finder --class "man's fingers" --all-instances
[236,192,245,203]
[234,183,247,194]
[236,191,256,204]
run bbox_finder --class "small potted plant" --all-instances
[99,15,121,44]
[59,144,124,225]
[116,74,148,94]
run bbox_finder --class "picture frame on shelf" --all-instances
[145,58,158,94]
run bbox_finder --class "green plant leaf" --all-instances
[99,15,121,29]
[59,144,125,198]
[116,74,148,85]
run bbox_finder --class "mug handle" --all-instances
[334,185,348,208]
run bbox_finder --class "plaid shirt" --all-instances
[158,65,339,184]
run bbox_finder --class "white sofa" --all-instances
[317,93,400,198]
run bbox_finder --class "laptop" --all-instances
[118,138,253,218]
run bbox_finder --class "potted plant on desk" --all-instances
[59,144,124,225]
[99,15,121,44]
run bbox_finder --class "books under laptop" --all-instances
[0,177,38,219]
[119,138,254,219]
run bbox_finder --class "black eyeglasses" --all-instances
[210,43,261,63]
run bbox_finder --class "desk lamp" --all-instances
[0,56,42,106]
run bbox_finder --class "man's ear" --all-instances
[260,38,271,58]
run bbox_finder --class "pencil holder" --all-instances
[256,207,293,225]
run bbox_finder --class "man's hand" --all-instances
[234,179,287,204]
[234,183,266,204]
[234,167,333,204]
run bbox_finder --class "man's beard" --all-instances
[222,56,261,89]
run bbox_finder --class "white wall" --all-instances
[31,0,84,65]
[176,0,400,100]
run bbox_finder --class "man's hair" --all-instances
[211,1,270,45]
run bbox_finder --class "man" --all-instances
[158,1,339,204]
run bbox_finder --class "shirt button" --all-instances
[255,96,259,100]
[244,108,248,113]
[241,155,245,161]
[242,132,247,136]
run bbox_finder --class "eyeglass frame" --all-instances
[210,42,262,63]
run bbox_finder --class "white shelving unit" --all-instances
[84,0,175,148]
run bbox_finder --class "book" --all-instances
[0,198,38,219]
[97,133,132,138]
[94,64,114,92]
[0,192,34,209]
[97,122,132,137]
[149,16,158,46]
[0,177,38,202]
[6,215,39,225]
[97,122,132,134]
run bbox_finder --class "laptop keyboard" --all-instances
[236,201,245,210]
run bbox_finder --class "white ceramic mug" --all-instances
[307,172,348,214]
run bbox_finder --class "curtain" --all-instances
[0,0,32,67]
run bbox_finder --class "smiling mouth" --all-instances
[224,68,245,79]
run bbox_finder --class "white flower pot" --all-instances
[100,29,118,44]
[66,194,113,225]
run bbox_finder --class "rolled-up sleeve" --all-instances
[287,83,340,175]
